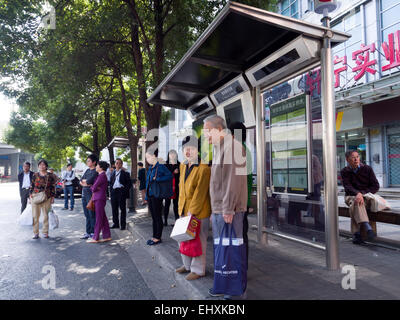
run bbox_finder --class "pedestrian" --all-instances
[87,161,112,243]
[145,148,172,245]
[109,158,132,230]
[29,159,57,239]
[229,122,253,269]
[61,163,75,211]
[163,150,180,226]
[175,136,211,281]
[204,115,248,299]
[138,162,147,206]
[18,161,34,214]
[106,161,115,200]
[80,154,99,240]
[341,150,380,244]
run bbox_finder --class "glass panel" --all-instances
[381,0,400,11]
[381,4,400,29]
[290,2,298,15]
[346,25,362,46]
[382,22,400,40]
[344,9,361,31]
[282,0,290,10]
[263,73,326,245]
[282,8,290,16]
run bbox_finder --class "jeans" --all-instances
[64,185,74,209]
[82,188,96,235]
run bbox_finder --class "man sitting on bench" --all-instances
[340,150,380,244]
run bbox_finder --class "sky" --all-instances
[0,93,17,142]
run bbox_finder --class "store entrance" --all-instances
[388,133,400,186]
[336,129,366,185]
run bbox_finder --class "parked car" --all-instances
[55,176,82,198]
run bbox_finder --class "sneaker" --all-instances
[80,233,90,240]
[208,288,224,297]
[175,266,190,274]
[32,234,39,239]
[43,233,49,239]
[223,295,232,300]
[367,229,376,241]
[70,208,73,211]
[61,208,68,210]
[90,233,95,239]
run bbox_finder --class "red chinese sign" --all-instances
[307,30,400,92]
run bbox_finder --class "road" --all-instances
[0,182,156,300]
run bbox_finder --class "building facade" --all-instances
[277,0,400,188]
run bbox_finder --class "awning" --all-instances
[107,136,129,148]
[148,1,350,110]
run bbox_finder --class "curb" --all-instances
[126,217,217,300]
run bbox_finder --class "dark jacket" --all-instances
[18,171,34,192]
[340,164,380,196]
[110,169,132,198]
[138,168,146,190]
[145,162,173,200]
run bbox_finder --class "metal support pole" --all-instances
[321,16,340,270]
[255,86,267,244]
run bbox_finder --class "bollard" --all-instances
[128,179,137,213]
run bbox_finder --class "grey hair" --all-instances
[203,114,226,129]
[345,150,358,159]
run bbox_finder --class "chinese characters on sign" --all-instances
[306,30,400,90]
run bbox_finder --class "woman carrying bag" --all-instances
[175,136,211,281]
[163,150,180,226]
[145,148,173,246]
[29,159,57,239]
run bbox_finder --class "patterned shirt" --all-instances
[29,172,57,199]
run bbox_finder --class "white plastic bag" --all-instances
[364,193,391,212]
[18,204,33,226]
[49,208,59,230]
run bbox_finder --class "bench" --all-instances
[338,206,400,240]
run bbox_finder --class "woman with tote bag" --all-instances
[29,159,57,239]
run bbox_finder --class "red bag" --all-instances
[170,176,176,199]
[179,220,202,257]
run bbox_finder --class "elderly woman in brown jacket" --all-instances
[175,135,211,281]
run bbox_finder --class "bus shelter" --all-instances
[148,1,350,270]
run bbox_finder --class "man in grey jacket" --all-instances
[203,115,248,299]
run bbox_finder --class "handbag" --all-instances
[212,223,247,296]
[179,219,202,257]
[150,165,173,199]
[86,196,95,211]
[31,174,49,205]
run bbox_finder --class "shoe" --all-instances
[120,226,126,230]
[367,229,376,241]
[87,239,100,243]
[61,208,68,210]
[43,233,49,239]
[32,234,39,239]
[90,233,95,239]
[80,234,90,240]
[186,272,202,281]
[100,238,112,242]
[223,295,232,300]
[175,266,190,274]
[208,288,224,297]
[352,233,364,245]
[147,239,162,246]
[110,224,119,229]
[70,208,73,211]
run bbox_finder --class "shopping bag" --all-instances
[364,193,391,212]
[18,204,33,226]
[170,215,200,242]
[49,208,59,230]
[212,223,247,296]
[179,220,202,257]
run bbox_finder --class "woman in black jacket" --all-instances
[163,150,180,226]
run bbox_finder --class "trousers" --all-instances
[82,188,96,235]
[93,199,111,241]
[148,196,163,239]
[32,198,51,235]
[345,195,372,234]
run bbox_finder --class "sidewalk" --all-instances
[124,205,400,300]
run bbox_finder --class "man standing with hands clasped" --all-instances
[110,158,132,230]
[18,161,34,214]
[203,115,248,300]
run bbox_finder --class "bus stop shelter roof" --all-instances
[147,1,350,110]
